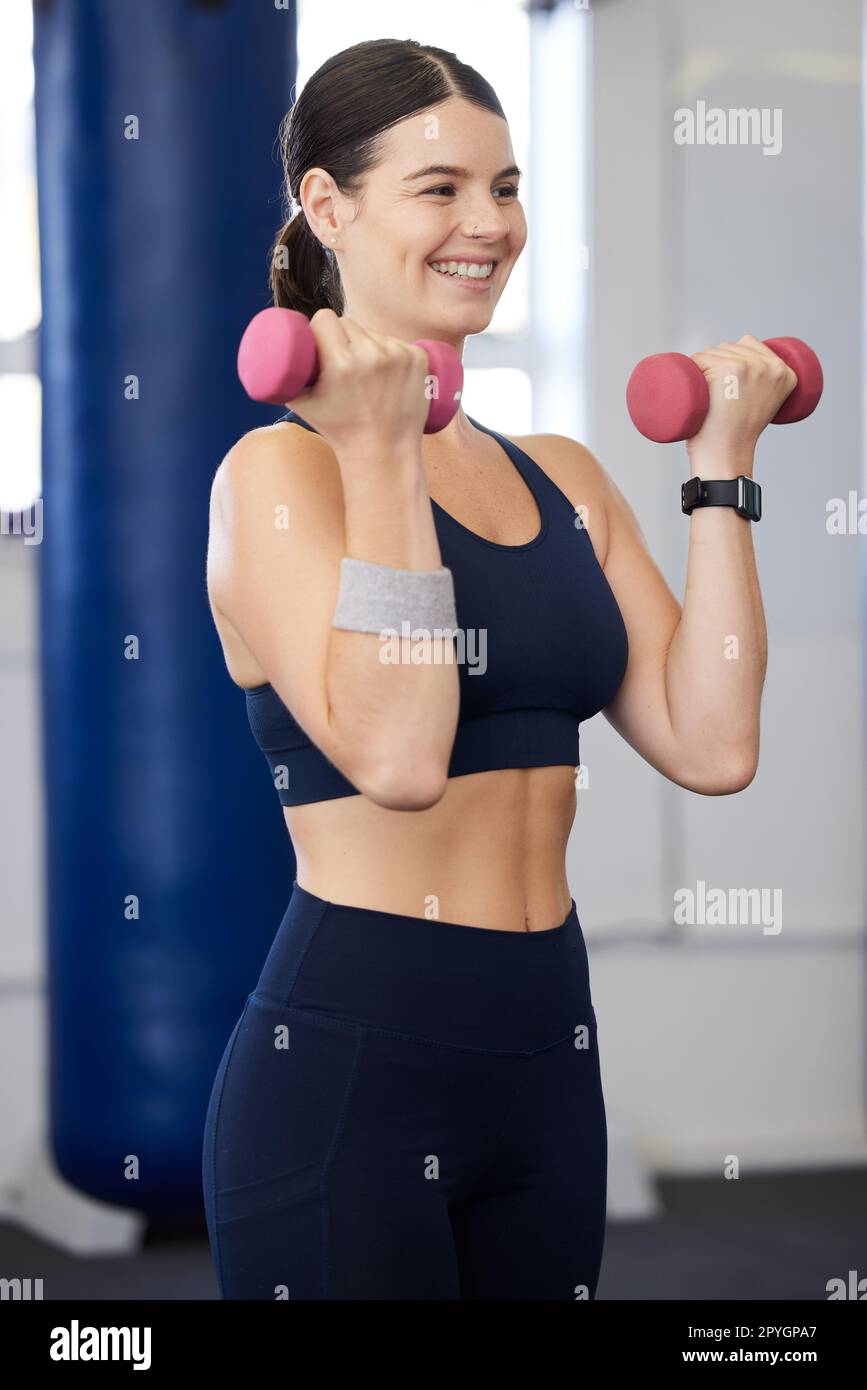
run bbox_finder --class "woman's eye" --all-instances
[423,184,520,199]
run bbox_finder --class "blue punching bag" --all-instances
[33,0,296,1213]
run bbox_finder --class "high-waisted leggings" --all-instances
[202,881,607,1300]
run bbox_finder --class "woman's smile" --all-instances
[426,257,498,291]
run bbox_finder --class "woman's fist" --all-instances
[285,309,433,458]
[687,333,798,459]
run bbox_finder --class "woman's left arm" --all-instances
[563,334,797,795]
[596,440,765,796]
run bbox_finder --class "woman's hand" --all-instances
[285,308,432,459]
[686,333,798,470]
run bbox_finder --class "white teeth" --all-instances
[429,260,494,280]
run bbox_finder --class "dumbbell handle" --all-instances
[237,307,463,435]
[626,336,823,443]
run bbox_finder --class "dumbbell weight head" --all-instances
[237,307,464,434]
[237,307,319,405]
[414,338,464,434]
[625,352,709,444]
[763,337,824,425]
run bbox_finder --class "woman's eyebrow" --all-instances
[402,163,522,182]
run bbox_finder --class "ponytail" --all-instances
[269,212,343,318]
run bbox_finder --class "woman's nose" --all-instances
[461,206,510,240]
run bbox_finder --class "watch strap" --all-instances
[682,475,761,521]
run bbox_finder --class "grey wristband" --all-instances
[331,556,458,634]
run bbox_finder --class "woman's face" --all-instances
[305,96,527,347]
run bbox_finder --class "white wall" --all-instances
[579,0,865,1170]
[0,533,43,1210]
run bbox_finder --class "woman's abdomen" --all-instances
[284,764,577,931]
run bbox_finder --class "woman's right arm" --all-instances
[207,421,459,811]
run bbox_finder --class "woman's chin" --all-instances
[424,287,498,328]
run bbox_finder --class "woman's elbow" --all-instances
[685,751,759,795]
[360,757,449,811]
[720,755,759,794]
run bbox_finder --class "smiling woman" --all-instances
[267,48,524,334]
[295,0,532,342]
[202,33,618,1303]
[291,11,535,453]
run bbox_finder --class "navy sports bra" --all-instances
[245,412,629,806]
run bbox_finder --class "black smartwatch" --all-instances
[681,475,762,522]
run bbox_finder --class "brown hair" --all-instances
[269,37,507,318]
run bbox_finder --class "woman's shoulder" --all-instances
[213,416,334,488]
[209,419,344,554]
[508,429,599,475]
[207,420,345,688]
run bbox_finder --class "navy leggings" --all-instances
[202,881,607,1300]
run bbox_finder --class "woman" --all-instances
[202,37,793,1300]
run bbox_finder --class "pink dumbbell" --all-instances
[626,336,824,443]
[237,306,464,434]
